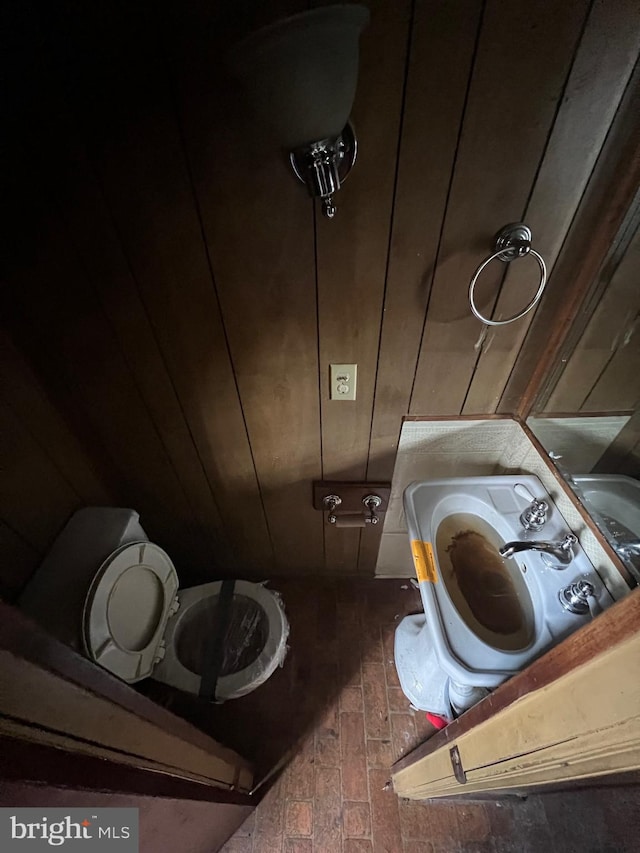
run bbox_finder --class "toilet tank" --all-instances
[20,507,148,650]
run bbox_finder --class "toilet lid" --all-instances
[83,541,179,683]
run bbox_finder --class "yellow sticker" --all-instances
[410,540,438,583]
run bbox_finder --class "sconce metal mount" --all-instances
[228,5,368,220]
[290,121,357,218]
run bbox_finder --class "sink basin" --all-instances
[397,475,612,709]
[571,474,640,582]
[434,507,535,653]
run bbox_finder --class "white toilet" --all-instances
[20,507,289,701]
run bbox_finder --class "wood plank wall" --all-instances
[3,0,640,590]
[544,222,640,413]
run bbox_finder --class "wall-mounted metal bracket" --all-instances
[290,121,358,218]
[313,481,391,527]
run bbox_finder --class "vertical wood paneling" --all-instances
[3,191,207,571]
[2,106,210,572]
[3,0,639,581]
[0,361,86,598]
[0,398,80,553]
[0,336,112,600]
[3,2,220,576]
[409,0,590,416]
[463,0,640,414]
[545,224,640,412]
[19,130,231,571]
[366,0,483,481]
[87,105,271,572]
[0,332,111,507]
[497,59,640,416]
[315,0,411,572]
[582,332,640,412]
[595,410,640,476]
[176,22,323,574]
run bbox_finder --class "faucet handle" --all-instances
[520,497,548,531]
[540,533,577,569]
[559,576,600,618]
[514,483,536,502]
[515,483,549,530]
[561,533,578,550]
[559,579,593,614]
[555,533,578,559]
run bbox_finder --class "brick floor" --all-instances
[143,578,640,853]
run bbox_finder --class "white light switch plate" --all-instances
[330,364,357,401]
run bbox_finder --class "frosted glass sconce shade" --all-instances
[228,5,370,217]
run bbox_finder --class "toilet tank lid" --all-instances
[83,541,179,683]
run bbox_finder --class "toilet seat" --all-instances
[152,580,289,701]
[83,541,179,683]
[83,541,289,697]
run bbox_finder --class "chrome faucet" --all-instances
[499,533,577,568]
[594,514,640,579]
[613,538,640,559]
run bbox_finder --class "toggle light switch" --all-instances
[330,363,357,401]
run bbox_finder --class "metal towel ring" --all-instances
[469,223,547,326]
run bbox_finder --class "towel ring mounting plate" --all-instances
[469,222,547,326]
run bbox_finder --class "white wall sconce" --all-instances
[229,5,370,218]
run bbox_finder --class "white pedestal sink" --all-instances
[395,475,613,716]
